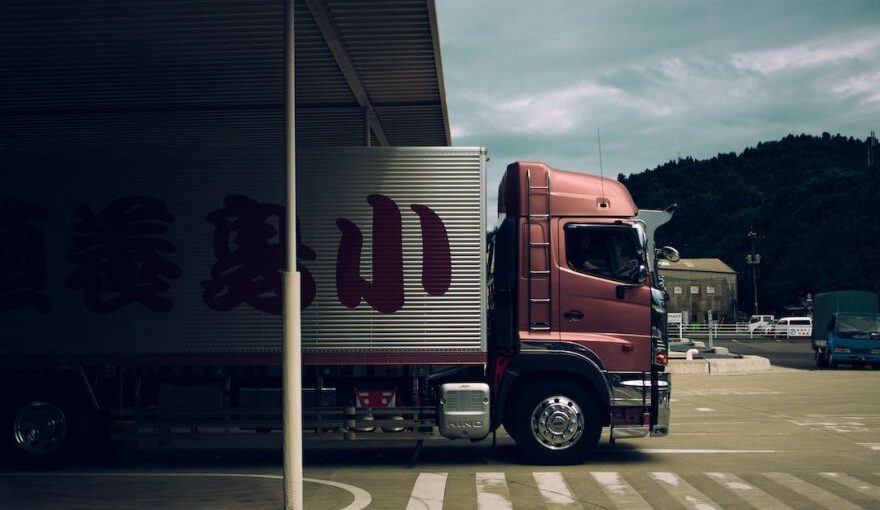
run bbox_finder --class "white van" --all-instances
[748,315,775,333]
[769,317,813,338]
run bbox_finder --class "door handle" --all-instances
[565,310,584,321]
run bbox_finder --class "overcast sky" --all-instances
[436,0,880,220]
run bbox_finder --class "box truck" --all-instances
[812,291,880,368]
[1,146,676,466]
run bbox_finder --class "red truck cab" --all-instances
[489,161,672,463]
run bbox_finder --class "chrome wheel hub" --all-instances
[530,395,584,450]
[13,401,67,455]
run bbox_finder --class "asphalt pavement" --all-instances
[3,368,880,509]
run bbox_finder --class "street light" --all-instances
[746,228,761,314]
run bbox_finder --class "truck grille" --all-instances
[443,390,487,412]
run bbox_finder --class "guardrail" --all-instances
[667,322,812,340]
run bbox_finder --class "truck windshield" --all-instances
[837,315,880,336]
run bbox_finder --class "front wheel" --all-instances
[816,349,828,368]
[511,380,601,464]
[824,350,837,369]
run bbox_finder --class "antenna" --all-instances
[597,127,607,205]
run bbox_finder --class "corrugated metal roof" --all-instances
[659,258,737,274]
[0,0,450,149]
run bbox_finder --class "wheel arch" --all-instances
[494,347,611,430]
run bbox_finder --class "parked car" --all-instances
[754,318,777,336]
[748,314,775,333]
[769,317,813,338]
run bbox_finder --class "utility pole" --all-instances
[746,228,761,314]
[869,130,877,179]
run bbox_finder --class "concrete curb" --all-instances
[667,355,772,374]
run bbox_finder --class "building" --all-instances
[659,258,738,324]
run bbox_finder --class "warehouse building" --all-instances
[659,258,738,324]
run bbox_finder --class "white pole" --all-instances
[283,0,303,508]
[283,273,303,510]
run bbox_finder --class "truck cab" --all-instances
[488,162,675,463]
[813,291,880,368]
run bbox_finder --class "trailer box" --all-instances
[1,146,486,362]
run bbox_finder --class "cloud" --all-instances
[731,34,880,74]
[438,1,880,222]
[832,70,880,104]
[462,80,673,136]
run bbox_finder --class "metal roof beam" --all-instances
[303,0,390,146]
[427,0,451,146]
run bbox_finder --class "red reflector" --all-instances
[656,353,668,365]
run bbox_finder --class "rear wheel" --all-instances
[511,380,601,464]
[4,387,92,468]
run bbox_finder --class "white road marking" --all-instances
[640,449,776,454]
[820,472,880,499]
[676,389,782,396]
[591,472,652,510]
[858,442,880,451]
[706,472,794,510]
[764,472,867,510]
[0,472,371,510]
[533,472,582,509]
[406,473,448,510]
[786,415,880,433]
[651,472,721,510]
[695,407,715,412]
[475,472,513,510]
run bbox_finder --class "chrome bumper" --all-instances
[609,371,671,440]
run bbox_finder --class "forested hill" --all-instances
[619,133,880,315]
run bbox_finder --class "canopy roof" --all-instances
[0,0,450,149]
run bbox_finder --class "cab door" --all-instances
[557,221,653,372]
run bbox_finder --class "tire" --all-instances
[4,387,92,468]
[825,350,837,369]
[816,349,828,368]
[511,379,601,465]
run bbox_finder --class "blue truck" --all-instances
[812,291,880,368]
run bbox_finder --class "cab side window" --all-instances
[565,226,643,282]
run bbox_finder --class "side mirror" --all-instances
[828,316,835,330]
[635,264,649,284]
[658,246,680,262]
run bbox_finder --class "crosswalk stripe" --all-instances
[651,472,722,510]
[533,472,583,509]
[705,472,794,510]
[820,472,880,500]
[591,472,653,510]
[764,472,867,510]
[476,472,513,510]
[406,473,448,510]
[399,471,880,509]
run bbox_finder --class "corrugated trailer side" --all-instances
[297,147,486,362]
[1,146,486,362]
